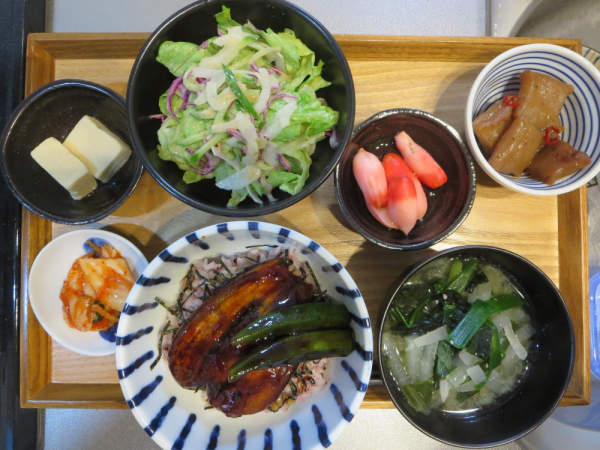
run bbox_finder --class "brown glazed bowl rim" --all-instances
[334,108,476,250]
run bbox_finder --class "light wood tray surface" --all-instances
[20,33,590,408]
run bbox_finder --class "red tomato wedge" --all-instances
[366,201,398,229]
[382,153,428,220]
[394,131,448,189]
[352,148,388,208]
[387,176,418,236]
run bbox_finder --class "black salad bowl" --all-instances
[127,0,355,217]
[378,246,575,448]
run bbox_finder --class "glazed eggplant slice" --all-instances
[168,257,314,416]
[488,116,544,176]
[210,366,295,417]
[527,140,591,185]
[472,99,514,157]
[515,70,574,130]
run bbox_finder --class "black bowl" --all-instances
[0,79,143,224]
[378,246,575,448]
[127,0,355,217]
[334,108,476,250]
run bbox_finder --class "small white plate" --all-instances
[28,229,148,356]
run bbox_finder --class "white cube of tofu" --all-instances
[63,116,131,183]
[31,137,97,200]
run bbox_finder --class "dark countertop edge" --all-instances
[0,1,46,449]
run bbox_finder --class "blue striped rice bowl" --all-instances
[465,43,600,195]
[116,221,373,450]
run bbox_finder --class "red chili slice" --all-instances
[544,126,561,146]
[503,95,519,107]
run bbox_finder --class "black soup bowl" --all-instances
[378,246,574,448]
[127,0,355,217]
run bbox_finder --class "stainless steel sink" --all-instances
[517,0,600,51]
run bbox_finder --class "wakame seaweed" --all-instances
[383,256,535,415]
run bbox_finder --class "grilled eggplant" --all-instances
[168,258,313,416]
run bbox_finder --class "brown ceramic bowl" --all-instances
[334,109,476,250]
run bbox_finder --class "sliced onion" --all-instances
[166,76,184,119]
[254,68,274,114]
[262,99,297,139]
[278,154,291,172]
[413,325,448,347]
[329,128,339,149]
[250,46,282,65]
[466,365,486,385]
[215,165,261,191]
[227,128,246,143]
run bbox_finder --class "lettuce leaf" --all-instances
[228,188,248,207]
[298,60,331,93]
[156,41,212,77]
[290,93,339,137]
[267,146,312,195]
[183,169,204,184]
[260,28,312,75]
[215,6,241,34]
[158,90,183,116]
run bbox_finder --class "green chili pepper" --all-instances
[232,303,350,346]
[228,329,354,382]
[222,64,261,120]
[446,293,523,349]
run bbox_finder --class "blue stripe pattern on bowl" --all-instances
[116,221,373,450]
[471,47,600,193]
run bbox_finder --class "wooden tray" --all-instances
[21,33,590,409]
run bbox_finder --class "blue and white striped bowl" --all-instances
[465,43,600,195]
[116,221,373,450]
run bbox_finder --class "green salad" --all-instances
[154,7,339,206]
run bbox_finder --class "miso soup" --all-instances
[381,256,535,415]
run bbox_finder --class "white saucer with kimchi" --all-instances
[28,229,148,356]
